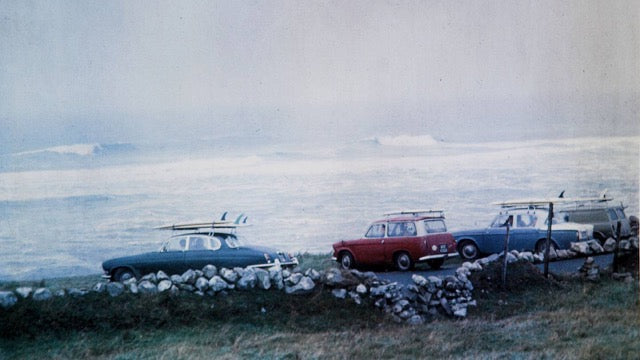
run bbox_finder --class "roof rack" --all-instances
[383,209,445,218]
[494,191,614,209]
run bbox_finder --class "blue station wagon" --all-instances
[452,207,593,260]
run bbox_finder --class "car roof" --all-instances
[170,231,235,238]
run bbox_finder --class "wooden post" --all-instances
[502,215,513,287]
[613,221,622,273]
[544,202,554,278]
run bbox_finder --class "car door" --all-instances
[352,223,386,265]
[151,236,187,275]
[183,235,222,270]
[483,215,509,254]
[385,221,418,260]
[510,214,540,251]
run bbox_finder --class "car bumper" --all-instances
[418,252,458,262]
[248,257,299,269]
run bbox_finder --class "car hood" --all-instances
[102,252,159,270]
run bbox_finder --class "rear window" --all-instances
[424,220,447,233]
[365,223,386,238]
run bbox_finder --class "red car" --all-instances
[332,210,458,271]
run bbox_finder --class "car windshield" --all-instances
[491,214,510,227]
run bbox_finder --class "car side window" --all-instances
[365,224,386,238]
[208,236,222,251]
[516,214,537,228]
[615,209,626,219]
[166,236,188,251]
[491,215,510,227]
[424,220,447,233]
[607,209,619,221]
[388,222,416,237]
[188,236,208,251]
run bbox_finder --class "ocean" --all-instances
[0,135,638,280]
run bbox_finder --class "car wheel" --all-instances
[339,252,355,270]
[459,241,479,260]
[536,240,557,254]
[394,252,413,271]
[114,268,135,282]
[427,258,444,270]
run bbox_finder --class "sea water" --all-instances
[0,135,638,280]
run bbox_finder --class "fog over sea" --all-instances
[0,135,638,280]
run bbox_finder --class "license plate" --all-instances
[439,244,448,253]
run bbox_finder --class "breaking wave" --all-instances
[12,142,136,157]
[366,134,439,147]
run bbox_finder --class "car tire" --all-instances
[458,241,479,260]
[113,268,135,282]
[339,252,355,270]
[535,240,557,254]
[427,258,444,270]
[394,252,413,271]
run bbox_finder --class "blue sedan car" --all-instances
[453,207,592,260]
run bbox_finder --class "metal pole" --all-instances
[544,202,554,278]
[613,221,621,273]
[502,215,512,287]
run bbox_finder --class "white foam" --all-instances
[14,143,101,157]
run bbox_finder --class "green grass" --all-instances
[1,255,638,359]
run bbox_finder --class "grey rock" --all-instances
[177,283,195,292]
[233,267,247,278]
[254,268,271,290]
[237,271,257,290]
[106,282,125,297]
[356,284,367,295]
[332,288,347,299]
[454,307,468,318]
[603,238,617,252]
[170,274,183,284]
[208,276,229,292]
[282,269,291,278]
[195,277,209,292]
[138,280,158,294]
[0,291,18,308]
[92,282,107,293]
[479,253,500,264]
[140,273,157,284]
[440,297,453,316]
[393,299,410,313]
[194,270,204,278]
[127,282,139,294]
[588,240,604,253]
[304,268,322,281]
[202,264,218,279]
[506,252,518,263]
[67,288,88,297]
[323,268,344,287]
[412,274,428,287]
[284,276,315,295]
[220,268,239,283]
[169,285,180,296]
[349,291,362,305]
[54,289,66,297]
[427,276,443,287]
[123,277,137,286]
[15,287,32,298]
[32,288,53,301]
[630,237,639,250]
[571,242,591,255]
[181,269,197,285]
[157,280,173,292]
[156,270,169,281]
[286,272,303,286]
[269,267,284,290]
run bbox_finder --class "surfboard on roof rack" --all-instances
[493,190,613,208]
[156,213,250,231]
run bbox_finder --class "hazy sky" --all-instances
[1,0,638,152]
